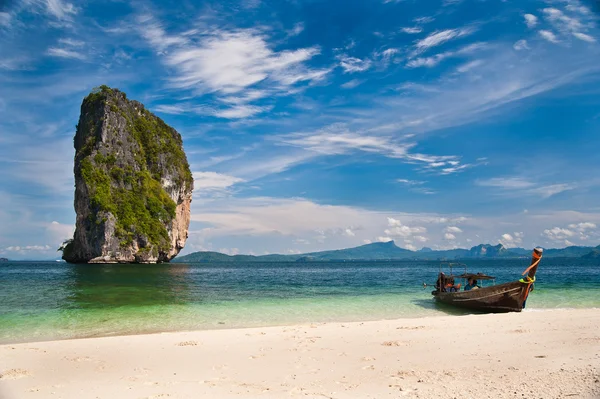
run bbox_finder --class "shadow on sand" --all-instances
[411,298,486,316]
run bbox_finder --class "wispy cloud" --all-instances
[337,55,372,73]
[414,16,434,24]
[478,177,535,190]
[407,42,486,68]
[572,32,595,43]
[513,39,530,51]
[341,79,363,89]
[286,22,305,37]
[541,6,596,43]
[401,27,423,34]
[161,28,327,94]
[414,27,476,53]
[214,104,273,119]
[58,38,84,47]
[0,12,11,27]
[396,179,426,185]
[44,0,77,20]
[136,15,331,119]
[456,59,483,73]
[46,47,85,60]
[539,30,559,43]
[275,124,467,174]
[477,177,576,198]
[524,14,538,29]
[193,171,244,188]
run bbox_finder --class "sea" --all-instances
[1,258,598,344]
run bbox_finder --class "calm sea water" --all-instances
[0,259,598,343]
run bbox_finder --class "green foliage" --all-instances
[58,239,75,259]
[77,85,191,253]
[130,114,193,187]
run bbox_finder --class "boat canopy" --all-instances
[455,272,496,280]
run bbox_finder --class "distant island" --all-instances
[174,241,600,263]
[0,257,8,262]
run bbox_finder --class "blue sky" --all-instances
[1,0,600,259]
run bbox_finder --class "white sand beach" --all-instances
[1,308,599,399]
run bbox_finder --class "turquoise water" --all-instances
[0,259,598,343]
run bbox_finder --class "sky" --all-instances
[1,0,600,260]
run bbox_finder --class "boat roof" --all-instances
[455,272,496,280]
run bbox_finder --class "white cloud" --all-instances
[401,27,423,34]
[540,6,595,43]
[542,227,575,241]
[568,222,596,231]
[414,16,435,24]
[185,195,600,254]
[477,177,575,199]
[47,221,74,244]
[46,47,86,60]
[524,14,538,29]
[58,38,84,47]
[137,14,187,52]
[513,40,530,51]
[543,8,582,33]
[572,32,595,43]
[137,15,330,105]
[456,59,483,73]
[445,226,462,233]
[414,27,475,52]
[396,179,425,185]
[384,217,427,238]
[164,29,326,93]
[5,245,52,252]
[0,12,11,27]
[539,30,560,43]
[407,52,452,68]
[337,55,372,73]
[566,4,591,15]
[341,79,363,89]
[532,183,576,198]
[276,124,465,173]
[214,104,272,119]
[478,177,535,189]
[499,231,523,248]
[444,233,456,240]
[286,22,305,37]
[407,42,487,69]
[45,0,77,20]
[193,172,244,189]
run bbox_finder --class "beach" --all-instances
[1,308,599,399]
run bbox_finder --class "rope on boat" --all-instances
[519,250,541,305]
[520,252,542,276]
[518,276,536,284]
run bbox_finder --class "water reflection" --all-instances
[65,263,192,309]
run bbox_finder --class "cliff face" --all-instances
[62,86,193,263]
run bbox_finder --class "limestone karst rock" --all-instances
[61,86,193,263]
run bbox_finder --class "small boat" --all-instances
[431,248,543,313]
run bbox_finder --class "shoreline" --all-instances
[1,308,599,398]
[3,305,598,346]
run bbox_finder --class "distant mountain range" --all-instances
[174,241,600,263]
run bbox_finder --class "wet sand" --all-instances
[1,308,599,399]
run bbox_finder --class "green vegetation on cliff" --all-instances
[73,85,192,252]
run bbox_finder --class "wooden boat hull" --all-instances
[432,280,531,313]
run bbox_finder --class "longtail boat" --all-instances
[431,248,543,313]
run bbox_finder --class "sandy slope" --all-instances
[1,309,599,399]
